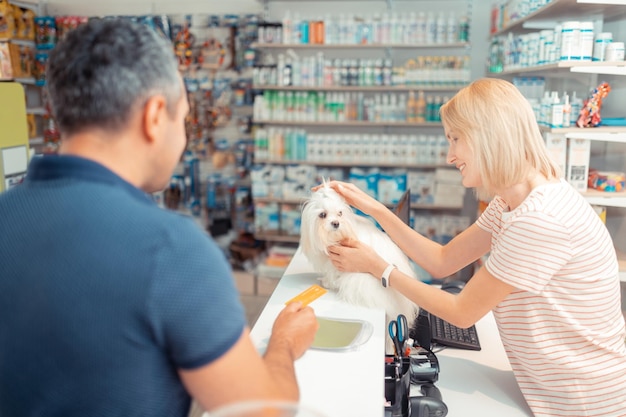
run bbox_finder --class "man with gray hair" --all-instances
[0,18,318,417]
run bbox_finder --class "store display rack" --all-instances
[489,0,626,282]
[251,1,473,246]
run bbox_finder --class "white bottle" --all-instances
[539,91,551,126]
[416,11,426,44]
[579,21,594,62]
[562,93,571,128]
[436,12,446,44]
[560,21,581,61]
[446,11,457,44]
[550,91,563,128]
[282,11,292,45]
[426,12,436,44]
[593,32,613,61]
[570,91,582,125]
[324,14,334,45]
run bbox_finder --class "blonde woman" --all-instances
[321,78,626,416]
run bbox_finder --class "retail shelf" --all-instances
[251,42,470,50]
[254,233,301,243]
[29,136,44,145]
[254,197,307,205]
[565,129,626,143]
[254,196,463,210]
[254,159,449,169]
[491,0,626,36]
[8,0,40,12]
[26,107,47,116]
[541,126,626,141]
[13,77,36,85]
[9,38,36,47]
[490,61,626,76]
[253,85,467,92]
[254,120,443,127]
[582,189,626,208]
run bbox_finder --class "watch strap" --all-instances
[381,264,396,288]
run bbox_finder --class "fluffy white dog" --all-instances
[300,184,419,351]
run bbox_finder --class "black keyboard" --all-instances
[426,311,481,351]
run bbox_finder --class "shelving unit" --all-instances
[251,42,470,49]
[254,120,443,127]
[489,0,626,283]
[494,60,626,76]
[250,0,474,248]
[255,159,449,169]
[491,0,626,36]
[254,85,466,92]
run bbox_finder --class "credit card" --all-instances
[285,284,327,307]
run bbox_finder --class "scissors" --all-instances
[388,314,408,358]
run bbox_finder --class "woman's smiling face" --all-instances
[445,128,481,189]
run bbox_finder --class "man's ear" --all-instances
[142,94,168,144]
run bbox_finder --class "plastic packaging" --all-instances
[579,21,594,61]
[560,21,581,61]
[593,32,612,61]
[606,42,625,61]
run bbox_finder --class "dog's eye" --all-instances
[338,211,342,217]
[319,212,327,219]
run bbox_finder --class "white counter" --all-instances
[250,249,533,417]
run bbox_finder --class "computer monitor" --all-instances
[393,189,410,226]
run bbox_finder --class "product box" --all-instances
[407,171,435,204]
[0,42,13,79]
[435,167,463,184]
[434,183,465,208]
[544,133,567,175]
[9,42,34,78]
[566,138,590,192]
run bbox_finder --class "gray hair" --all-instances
[46,18,182,136]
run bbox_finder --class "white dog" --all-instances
[300,184,419,352]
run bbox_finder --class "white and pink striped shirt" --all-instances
[477,180,626,417]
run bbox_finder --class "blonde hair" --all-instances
[440,78,561,198]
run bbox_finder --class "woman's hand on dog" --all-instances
[312,181,385,217]
[328,238,387,278]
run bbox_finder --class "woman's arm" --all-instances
[324,181,491,277]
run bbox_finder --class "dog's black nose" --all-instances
[331,220,340,229]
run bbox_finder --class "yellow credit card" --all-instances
[285,284,327,307]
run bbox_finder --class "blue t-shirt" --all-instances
[0,155,246,417]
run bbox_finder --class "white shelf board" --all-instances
[29,136,44,145]
[254,120,444,127]
[26,107,47,116]
[9,38,35,47]
[565,130,626,143]
[13,77,36,85]
[254,159,448,169]
[569,61,626,76]
[582,190,626,208]
[251,42,470,49]
[491,0,626,36]
[491,61,626,76]
[254,85,466,92]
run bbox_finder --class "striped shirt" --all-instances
[477,180,626,417]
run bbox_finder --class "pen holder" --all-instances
[384,355,410,417]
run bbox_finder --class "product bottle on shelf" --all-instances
[562,93,571,128]
[416,90,426,123]
[407,90,417,122]
[550,91,563,129]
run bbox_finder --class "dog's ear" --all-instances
[299,200,317,258]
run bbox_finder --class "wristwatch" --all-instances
[381,264,396,288]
